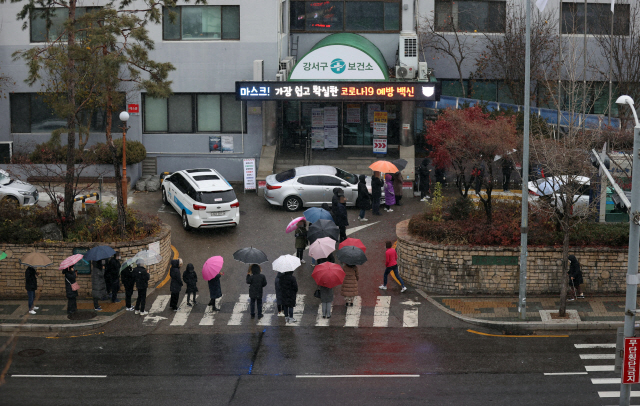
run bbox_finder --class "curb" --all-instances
[416,289,624,331]
[0,246,177,333]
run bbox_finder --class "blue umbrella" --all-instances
[304,207,333,224]
[84,245,116,262]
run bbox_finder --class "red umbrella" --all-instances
[312,262,345,289]
[339,238,366,254]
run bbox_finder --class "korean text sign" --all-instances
[623,337,640,384]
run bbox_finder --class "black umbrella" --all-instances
[233,247,268,264]
[392,158,408,172]
[307,219,340,244]
[84,245,116,262]
[336,246,367,265]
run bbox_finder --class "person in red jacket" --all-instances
[379,241,407,292]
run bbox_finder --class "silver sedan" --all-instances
[0,169,39,206]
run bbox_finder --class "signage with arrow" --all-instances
[373,138,387,154]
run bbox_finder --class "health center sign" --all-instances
[289,45,386,81]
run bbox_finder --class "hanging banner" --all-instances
[323,106,339,127]
[373,138,387,154]
[209,135,221,153]
[347,104,361,123]
[367,104,381,123]
[221,135,234,153]
[312,108,324,127]
[324,127,339,149]
[243,159,256,191]
[312,128,325,149]
[623,337,640,384]
[373,111,388,136]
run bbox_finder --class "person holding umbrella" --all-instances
[334,194,349,242]
[312,262,345,319]
[91,261,107,311]
[25,266,39,315]
[121,263,136,311]
[169,259,183,311]
[294,220,308,264]
[134,259,150,315]
[246,264,267,319]
[106,253,121,303]
[384,174,395,212]
[393,172,403,206]
[371,171,383,216]
[203,256,224,311]
[567,254,584,300]
[63,266,78,315]
[356,174,371,222]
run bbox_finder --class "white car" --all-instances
[528,176,591,215]
[161,168,240,230]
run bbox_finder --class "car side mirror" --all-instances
[341,182,348,187]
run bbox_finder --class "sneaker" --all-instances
[127,307,134,311]
[29,310,36,315]
[322,316,326,319]
[94,307,103,311]
[140,311,148,315]
[301,259,306,264]
[361,218,368,221]
[567,297,575,302]
[420,197,428,202]
[135,310,140,314]
[285,317,290,323]
[577,294,585,299]
[258,314,264,319]
[387,209,394,212]
[173,308,179,312]
[278,312,284,317]
[401,286,408,293]
[112,299,121,303]
[187,303,192,307]
[289,317,297,323]
[379,285,387,290]
[33,306,40,310]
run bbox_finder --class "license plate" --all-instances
[208,211,226,216]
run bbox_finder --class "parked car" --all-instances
[161,168,239,230]
[264,165,383,212]
[528,175,591,215]
[0,169,39,206]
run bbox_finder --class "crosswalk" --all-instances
[137,294,423,328]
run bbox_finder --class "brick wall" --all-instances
[0,225,171,299]
[396,220,629,295]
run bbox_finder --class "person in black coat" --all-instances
[279,271,298,324]
[120,264,136,311]
[105,253,121,303]
[169,259,183,311]
[334,194,349,242]
[371,171,383,216]
[208,273,222,311]
[502,158,514,192]
[331,188,343,219]
[275,273,284,317]
[182,263,198,306]
[418,158,431,201]
[567,254,584,300]
[63,266,78,315]
[356,174,371,222]
[246,264,267,319]
[133,260,150,315]
[25,266,38,314]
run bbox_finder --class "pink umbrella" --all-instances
[59,254,85,270]
[286,216,306,233]
[202,256,224,281]
[309,237,336,260]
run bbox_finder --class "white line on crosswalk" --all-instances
[228,294,249,326]
[373,296,391,327]
[143,295,170,325]
[403,309,419,327]
[170,295,197,326]
[258,294,277,326]
[543,372,588,375]
[599,391,640,398]
[315,303,333,326]
[199,295,223,326]
[574,344,616,349]
[580,354,616,360]
[586,365,615,372]
[286,294,306,326]
[592,378,621,384]
[345,296,362,328]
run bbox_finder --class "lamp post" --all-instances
[119,111,130,208]
[616,95,640,406]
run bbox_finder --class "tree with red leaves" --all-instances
[425,106,518,222]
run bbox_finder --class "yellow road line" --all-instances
[156,245,178,289]
[46,331,105,339]
[467,329,569,338]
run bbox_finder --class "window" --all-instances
[163,6,240,40]
[30,7,99,42]
[290,1,401,32]
[435,0,506,33]
[440,80,469,98]
[318,176,343,186]
[143,94,244,133]
[561,3,629,35]
[197,190,237,204]
[297,176,319,185]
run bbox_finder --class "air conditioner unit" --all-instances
[395,65,415,80]
[253,60,264,81]
[398,35,418,79]
[278,69,288,80]
[418,62,429,80]
[280,56,296,72]
[276,73,285,81]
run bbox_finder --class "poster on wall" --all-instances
[243,159,256,191]
[312,108,324,127]
[347,104,361,123]
[323,106,339,126]
[373,111,388,136]
[312,128,325,149]
[221,135,234,153]
[324,126,339,149]
[367,104,381,123]
[209,135,221,153]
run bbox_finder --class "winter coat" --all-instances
[121,266,135,291]
[334,201,349,227]
[169,260,183,293]
[246,267,267,299]
[63,269,78,298]
[371,175,383,199]
[279,272,298,308]
[341,264,359,297]
[295,225,308,249]
[356,175,372,210]
[568,255,584,286]
[274,273,283,306]
[393,173,403,195]
[419,159,431,187]
[384,175,396,206]
[182,264,198,294]
[208,274,222,299]
[105,257,120,287]
[331,189,342,218]
[319,285,334,303]
[502,158,514,174]
[91,262,108,299]
[25,266,37,291]
[134,265,150,290]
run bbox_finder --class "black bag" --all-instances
[314,288,321,299]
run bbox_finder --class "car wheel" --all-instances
[1,196,19,206]
[284,196,302,212]
[182,211,191,231]
[162,188,168,205]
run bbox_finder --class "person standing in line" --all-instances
[371,171,383,216]
[280,271,298,323]
[121,264,136,311]
[393,172,403,206]
[341,263,359,306]
[334,194,349,243]
[356,174,371,222]
[418,158,432,201]
[319,284,334,318]
[384,174,395,212]
[435,167,446,186]
[182,263,198,306]
[91,260,107,311]
[502,158,514,192]
[106,253,121,303]
[169,259,183,311]
[275,272,284,317]
[63,265,78,315]
[246,264,267,319]
[379,241,407,293]
[134,259,150,315]
[294,220,308,264]
[567,254,585,300]
[208,272,222,311]
[25,266,39,315]
[331,188,342,218]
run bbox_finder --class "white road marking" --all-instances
[170,295,197,326]
[286,294,306,326]
[315,303,333,326]
[143,295,170,325]
[585,365,615,372]
[592,378,621,384]
[543,372,588,376]
[296,374,420,378]
[199,295,223,326]
[228,294,250,325]
[580,354,616,360]
[344,296,362,328]
[403,309,419,327]
[373,296,391,327]
[598,391,640,398]
[346,221,379,236]
[257,294,277,326]
[11,375,107,378]
[401,300,421,306]
[574,344,616,349]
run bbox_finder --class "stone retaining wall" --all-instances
[0,225,171,299]
[396,220,629,295]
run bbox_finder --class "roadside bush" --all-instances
[0,219,43,244]
[446,196,473,221]
[93,139,147,165]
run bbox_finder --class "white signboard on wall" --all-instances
[243,159,256,191]
[289,45,386,80]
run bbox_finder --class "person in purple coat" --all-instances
[384,174,395,212]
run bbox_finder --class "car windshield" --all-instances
[196,190,237,204]
[275,169,295,183]
[335,168,358,184]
